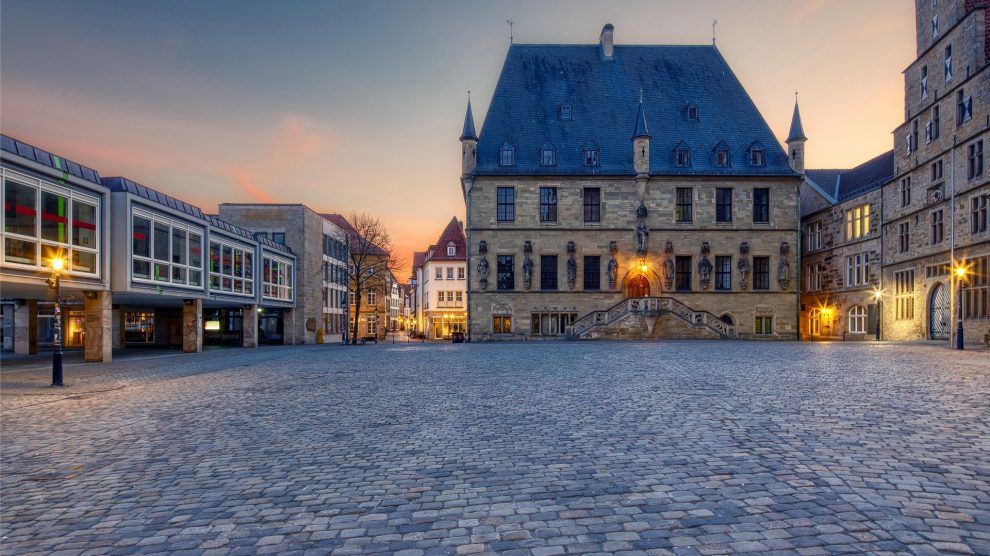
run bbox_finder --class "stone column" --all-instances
[14,300,38,355]
[84,291,112,362]
[182,299,203,353]
[243,305,258,348]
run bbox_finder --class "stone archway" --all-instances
[626,275,650,298]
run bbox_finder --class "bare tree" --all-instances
[346,212,403,345]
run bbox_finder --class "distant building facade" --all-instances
[218,204,347,344]
[461,25,801,341]
[411,217,467,339]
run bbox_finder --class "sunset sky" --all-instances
[1,0,914,277]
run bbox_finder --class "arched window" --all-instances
[583,142,600,167]
[808,308,821,336]
[719,314,734,326]
[540,142,556,166]
[848,306,868,333]
[499,143,515,166]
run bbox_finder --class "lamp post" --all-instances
[47,257,65,387]
[954,265,967,350]
[872,289,882,341]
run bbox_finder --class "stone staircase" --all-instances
[566,297,735,340]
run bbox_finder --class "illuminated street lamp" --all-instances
[954,265,968,350]
[872,288,883,341]
[47,256,65,387]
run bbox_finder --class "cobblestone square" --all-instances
[1,342,989,555]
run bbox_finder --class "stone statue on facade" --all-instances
[737,242,751,291]
[566,255,577,290]
[522,256,534,290]
[777,241,790,289]
[698,257,713,290]
[607,257,618,289]
[635,221,649,255]
[478,257,489,290]
[662,241,674,290]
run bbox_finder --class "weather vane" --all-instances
[712,18,718,45]
[506,18,514,44]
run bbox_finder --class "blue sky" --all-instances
[1,0,914,272]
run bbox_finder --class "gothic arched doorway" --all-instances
[929,283,950,340]
[626,275,650,298]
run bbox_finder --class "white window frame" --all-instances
[208,237,254,297]
[1,169,101,277]
[262,254,293,302]
[130,207,203,289]
[845,203,870,240]
[846,253,870,287]
[848,306,867,334]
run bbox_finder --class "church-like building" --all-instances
[460,25,803,340]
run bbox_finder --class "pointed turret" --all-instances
[460,99,478,141]
[632,95,651,175]
[786,94,807,174]
[460,97,478,176]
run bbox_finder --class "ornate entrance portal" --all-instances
[626,275,650,298]
[929,283,950,341]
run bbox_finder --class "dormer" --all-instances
[499,142,515,166]
[599,24,614,60]
[673,141,692,167]
[713,141,731,167]
[540,142,556,166]
[446,242,456,257]
[684,102,699,121]
[560,103,573,121]
[583,141,600,167]
[747,141,766,167]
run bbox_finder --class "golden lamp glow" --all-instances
[639,263,649,273]
[821,307,833,318]
[955,266,967,278]
[51,258,65,271]
[872,289,883,300]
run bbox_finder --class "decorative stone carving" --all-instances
[777,257,790,290]
[779,242,790,255]
[478,240,488,254]
[566,255,577,290]
[698,242,713,290]
[567,241,576,254]
[635,221,649,255]
[636,202,649,219]
[737,242,751,291]
[607,256,618,289]
[609,241,618,255]
[478,257,489,290]
[523,240,532,254]
[662,241,674,290]
[522,256,534,290]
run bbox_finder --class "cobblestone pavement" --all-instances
[1,342,989,556]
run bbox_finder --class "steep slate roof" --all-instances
[460,100,478,141]
[424,217,466,262]
[321,213,388,256]
[412,251,427,271]
[474,44,793,176]
[1,135,102,184]
[805,150,895,202]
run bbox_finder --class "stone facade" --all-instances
[465,175,800,340]
[883,0,990,344]
[800,188,884,340]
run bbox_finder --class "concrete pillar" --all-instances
[182,299,203,353]
[111,308,123,350]
[243,305,258,348]
[14,300,38,355]
[84,291,112,362]
[283,309,296,345]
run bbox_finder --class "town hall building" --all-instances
[460,25,803,340]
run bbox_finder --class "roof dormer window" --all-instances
[685,103,699,121]
[560,103,572,120]
[583,142,599,167]
[713,141,730,167]
[447,242,456,256]
[748,142,765,167]
[499,142,515,166]
[674,142,691,167]
[932,14,938,38]
[540,142,556,166]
